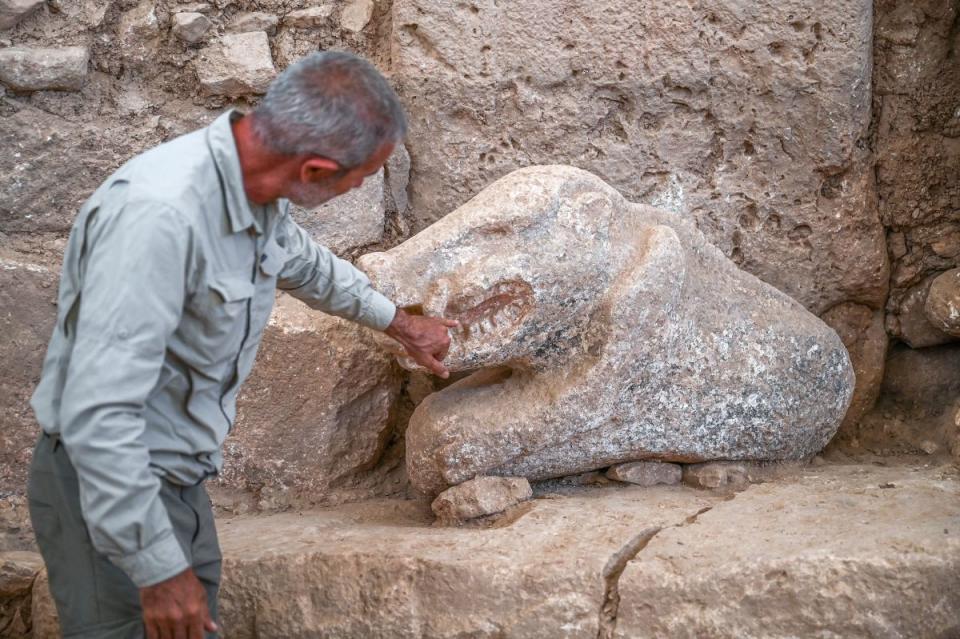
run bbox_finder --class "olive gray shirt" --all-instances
[30,110,397,587]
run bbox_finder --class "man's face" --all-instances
[286,141,396,208]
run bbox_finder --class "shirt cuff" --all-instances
[360,290,397,332]
[111,529,190,588]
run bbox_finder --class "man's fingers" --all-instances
[204,617,219,634]
[145,621,160,639]
[419,353,449,378]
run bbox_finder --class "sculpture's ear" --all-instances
[608,224,686,335]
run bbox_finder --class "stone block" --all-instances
[892,275,956,348]
[229,11,278,35]
[290,169,385,255]
[172,11,211,44]
[340,0,374,33]
[0,551,43,638]
[0,0,43,30]
[195,31,276,97]
[925,267,960,337]
[117,0,160,68]
[431,475,532,524]
[359,166,853,496]
[0,46,87,92]
[0,258,57,498]
[391,0,887,316]
[217,294,401,510]
[606,461,682,487]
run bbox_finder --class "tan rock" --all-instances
[340,0,374,33]
[195,31,276,97]
[606,461,681,487]
[359,166,854,495]
[384,143,411,216]
[0,550,42,597]
[171,11,211,44]
[290,169,386,255]
[614,464,960,638]
[0,0,43,30]
[217,294,401,510]
[117,0,160,68]
[821,302,888,435]
[283,5,334,29]
[0,46,88,92]
[391,0,887,316]
[893,275,956,348]
[229,11,278,36]
[30,569,57,639]
[431,475,532,524]
[925,268,960,337]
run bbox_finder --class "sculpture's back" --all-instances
[359,166,854,495]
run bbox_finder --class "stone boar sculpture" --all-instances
[358,166,854,496]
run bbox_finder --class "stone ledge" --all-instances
[28,463,959,638]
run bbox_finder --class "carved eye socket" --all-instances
[445,280,534,340]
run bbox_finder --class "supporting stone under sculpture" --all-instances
[358,166,854,496]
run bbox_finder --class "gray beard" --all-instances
[285,181,339,209]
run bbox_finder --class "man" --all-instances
[28,51,455,638]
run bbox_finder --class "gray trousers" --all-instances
[27,433,222,638]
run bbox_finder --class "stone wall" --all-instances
[0,0,957,528]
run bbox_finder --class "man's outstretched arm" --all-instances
[277,216,457,377]
[58,197,215,638]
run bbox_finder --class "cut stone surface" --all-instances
[359,166,854,495]
[290,169,385,255]
[391,0,887,316]
[431,475,532,524]
[925,268,960,337]
[216,294,402,510]
[821,302,888,436]
[229,11,278,35]
[614,464,960,638]
[29,464,956,638]
[172,12,211,44]
[0,0,43,30]
[606,461,682,487]
[283,5,334,28]
[195,31,276,97]
[0,46,87,92]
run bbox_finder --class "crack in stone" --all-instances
[595,496,736,639]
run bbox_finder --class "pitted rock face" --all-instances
[358,166,854,495]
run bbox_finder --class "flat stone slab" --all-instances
[29,463,959,638]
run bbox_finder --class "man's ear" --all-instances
[299,156,343,183]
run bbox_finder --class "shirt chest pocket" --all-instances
[188,271,256,361]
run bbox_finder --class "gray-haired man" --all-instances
[28,51,456,638]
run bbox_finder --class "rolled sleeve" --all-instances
[277,216,397,331]
[58,197,191,587]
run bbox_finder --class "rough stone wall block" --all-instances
[359,166,855,496]
[0,0,44,30]
[0,46,88,92]
[195,31,276,97]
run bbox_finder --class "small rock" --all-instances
[0,45,88,91]
[431,476,532,525]
[682,462,732,489]
[172,12,211,44]
[0,551,43,598]
[195,31,276,97]
[283,5,333,28]
[340,0,374,33]
[924,268,960,337]
[0,0,44,30]
[895,277,955,348]
[118,0,160,67]
[920,440,939,455]
[606,461,682,486]
[229,11,278,35]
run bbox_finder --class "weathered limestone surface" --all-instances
[360,166,854,495]
[195,32,277,97]
[615,464,960,638]
[218,294,402,511]
[172,12,212,45]
[29,464,957,639]
[431,475,532,524]
[0,0,43,30]
[229,11,279,36]
[0,46,88,92]
[391,0,887,316]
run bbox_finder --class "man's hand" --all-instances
[140,568,217,639]
[384,309,459,378]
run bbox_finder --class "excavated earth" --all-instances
[17,460,959,638]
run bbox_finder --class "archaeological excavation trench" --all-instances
[1,0,959,637]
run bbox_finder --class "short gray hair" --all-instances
[251,51,407,169]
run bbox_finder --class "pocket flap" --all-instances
[209,274,255,303]
[259,236,287,277]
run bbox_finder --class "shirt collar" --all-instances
[206,109,262,235]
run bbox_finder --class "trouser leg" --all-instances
[27,433,223,639]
